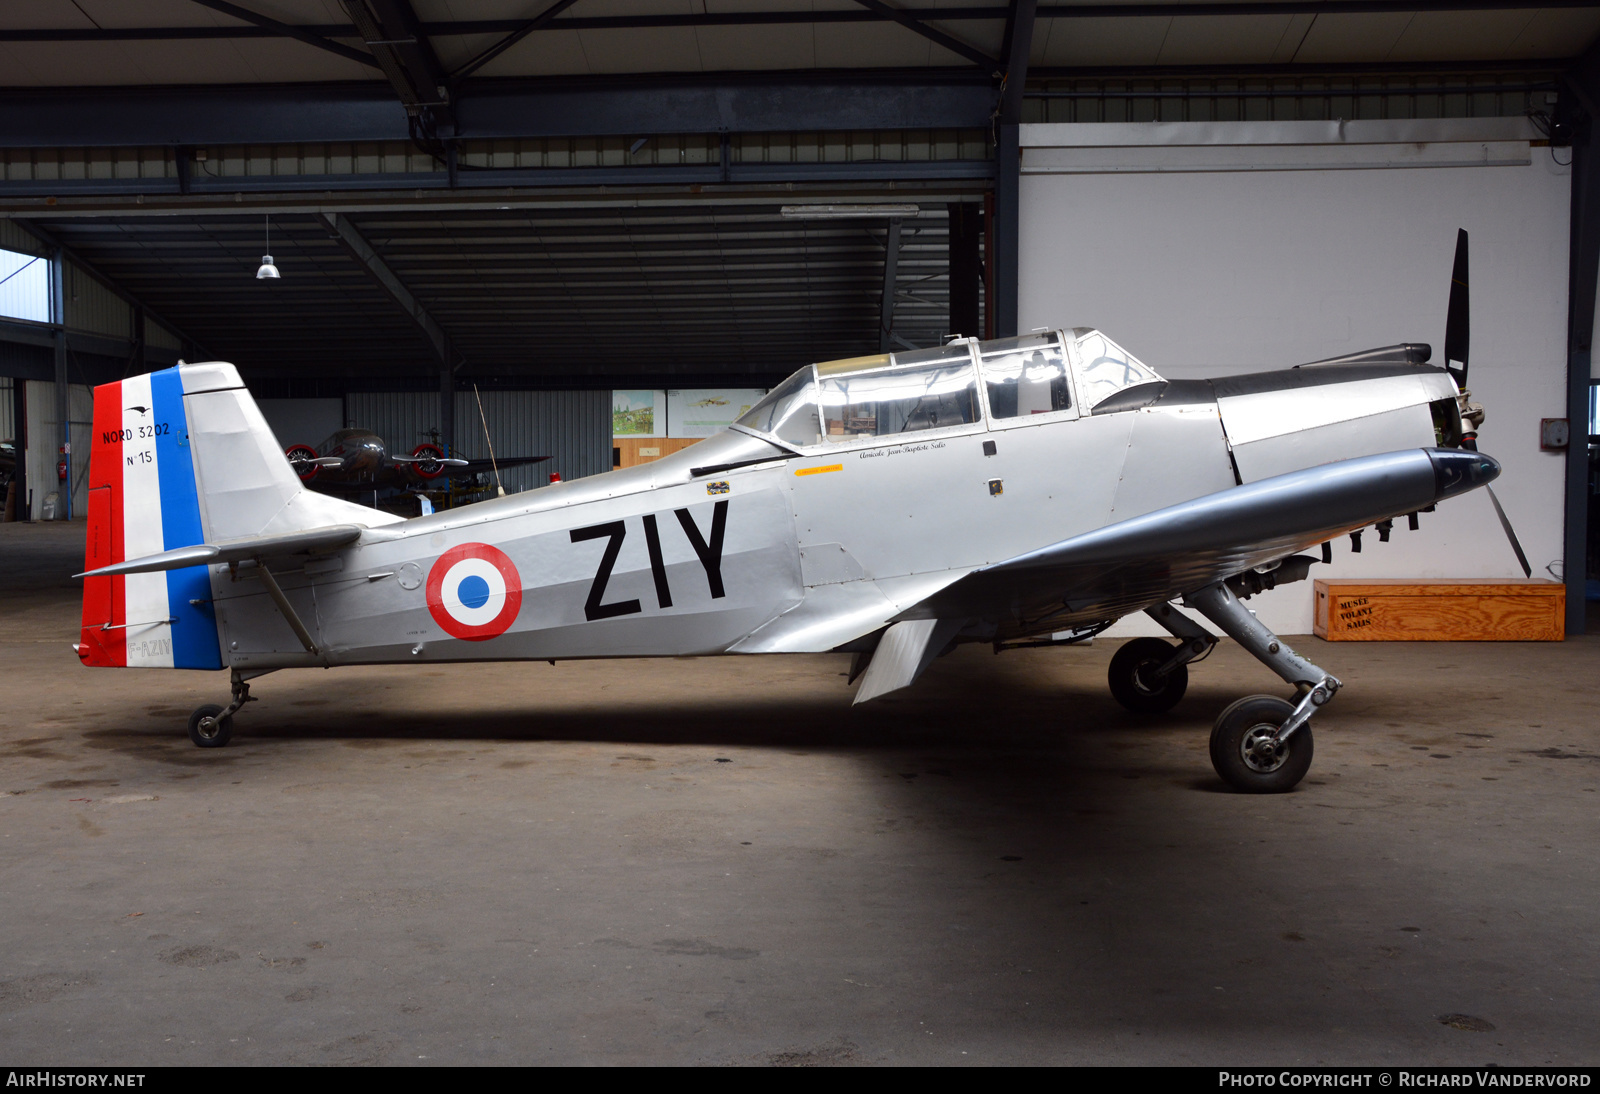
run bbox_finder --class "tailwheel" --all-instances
[187,704,233,749]
[1209,695,1313,793]
[1108,637,1188,713]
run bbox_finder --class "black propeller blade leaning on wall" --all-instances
[1444,228,1470,386]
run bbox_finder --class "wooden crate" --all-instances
[1313,579,1565,642]
[612,437,702,469]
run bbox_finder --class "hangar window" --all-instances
[817,343,979,442]
[1070,330,1161,410]
[0,248,49,324]
[736,367,823,447]
[979,333,1071,418]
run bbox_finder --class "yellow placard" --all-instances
[794,464,843,477]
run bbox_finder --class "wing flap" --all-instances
[852,618,964,705]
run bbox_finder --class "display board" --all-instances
[612,390,664,439]
[1018,118,1571,634]
[612,389,766,440]
[665,389,765,438]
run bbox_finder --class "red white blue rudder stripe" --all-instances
[79,366,223,670]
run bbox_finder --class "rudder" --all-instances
[78,366,223,669]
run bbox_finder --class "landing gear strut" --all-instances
[1181,581,1341,794]
[187,669,264,749]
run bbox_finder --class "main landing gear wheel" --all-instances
[1108,637,1189,713]
[1209,695,1313,793]
[187,704,234,749]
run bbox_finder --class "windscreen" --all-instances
[736,367,822,447]
[1072,331,1161,409]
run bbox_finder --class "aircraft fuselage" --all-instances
[211,331,1462,672]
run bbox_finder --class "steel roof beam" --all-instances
[347,0,457,133]
[999,0,1038,124]
[318,211,455,369]
[451,0,583,81]
[849,0,997,68]
[184,0,379,68]
[0,75,996,148]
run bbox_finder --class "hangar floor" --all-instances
[2,522,1596,1067]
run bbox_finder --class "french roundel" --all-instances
[426,543,523,641]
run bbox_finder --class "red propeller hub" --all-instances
[285,444,319,481]
[412,443,447,480]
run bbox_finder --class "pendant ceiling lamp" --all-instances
[256,215,279,279]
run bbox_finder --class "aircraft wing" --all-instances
[447,455,551,478]
[893,447,1496,632]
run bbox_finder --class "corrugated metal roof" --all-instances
[30,200,968,385]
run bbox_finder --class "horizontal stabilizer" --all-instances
[852,617,963,705]
[77,524,363,579]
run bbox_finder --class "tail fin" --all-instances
[179,362,399,541]
[79,362,397,670]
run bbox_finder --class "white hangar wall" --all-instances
[1017,117,1573,636]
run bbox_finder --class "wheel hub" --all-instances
[1240,725,1287,772]
[196,716,220,739]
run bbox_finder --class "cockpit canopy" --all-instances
[735,329,1161,448]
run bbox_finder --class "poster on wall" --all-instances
[611,390,664,438]
[666,389,766,438]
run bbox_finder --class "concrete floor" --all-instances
[1,521,1597,1067]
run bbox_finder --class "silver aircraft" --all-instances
[76,235,1509,793]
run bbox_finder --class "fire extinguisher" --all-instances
[57,445,68,481]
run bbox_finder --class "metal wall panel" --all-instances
[146,321,183,352]
[0,339,50,381]
[24,378,91,520]
[345,391,438,460]
[64,260,129,339]
[454,389,611,494]
[0,219,46,256]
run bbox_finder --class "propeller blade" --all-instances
[1444,228,1470,386]
[1485,485,1531,578]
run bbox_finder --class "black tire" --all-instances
[1208,695,1312,793]
[187,704,233,749]
[1108,637,1189,713]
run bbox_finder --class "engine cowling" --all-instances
[411,443,447,480]
[284,444,320,481]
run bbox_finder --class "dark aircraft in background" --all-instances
[284,428,550,495]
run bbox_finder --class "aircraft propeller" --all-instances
[1444,228,1469,388]
[1443,228,1531,577]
